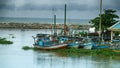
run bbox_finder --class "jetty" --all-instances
[0,23,91,29]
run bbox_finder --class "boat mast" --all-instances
[54,15,57,36]
[52,8,57,36]
[99,0,102,38]
[64,4,67,35]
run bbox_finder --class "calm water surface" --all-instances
[0,29,120,68]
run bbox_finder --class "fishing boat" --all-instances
[33,44,67,50]
[33,33,67,50]
[78,42,93,49]
[33,4,68,50]
[92,45,109,49]
[33,38,67,50]
[78,38,93,49]
[83,42,93,49]
[67,42,79,48]
[91,39,109,49]
[67,37,83,48]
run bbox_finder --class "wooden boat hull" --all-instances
[34,44,67,50]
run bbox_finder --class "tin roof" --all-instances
[108,22,120,31]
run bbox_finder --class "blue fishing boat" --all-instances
[58,36,69,44]
[33,34,67,50]
[92,45,109,49]
[67,41,79,48]
[78,42,93,49]
[92,41,109,49]
[33,4,69,50]
[67,37,84,48]
[78,38,93,49]
[33,38,67,50]
[34,43,67,50]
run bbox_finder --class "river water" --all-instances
[0,29,120,68]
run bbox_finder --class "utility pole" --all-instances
[64,4,67,35]
[99,0,102,39]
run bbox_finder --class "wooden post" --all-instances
[111,31,113,42]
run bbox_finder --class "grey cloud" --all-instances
[0,0,99,11]
[0,4,15,10]
[0,0,120,11]
[102,0,120,10]
[0,0,8,4]
[0,0,14,10]
[13,3,98,11]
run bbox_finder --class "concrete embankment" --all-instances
[0,23,92,29]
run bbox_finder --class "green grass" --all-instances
[0,37,13,44]
[22,46,32,50]
[49,48,120,57]
[21,46,120,58]
[22,46,39,51]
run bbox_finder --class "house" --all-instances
[107,21,120,41]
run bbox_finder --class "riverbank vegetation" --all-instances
[22,46,39,51]
[0,37,13,44]
[51,48,120,57]
[22,46,120,58]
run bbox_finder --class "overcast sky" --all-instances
[0,0,120,19]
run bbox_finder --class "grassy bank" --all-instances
[22,46,39,51]
[0,37,13,44]
[22,46,120,58]
[50,48,120,57]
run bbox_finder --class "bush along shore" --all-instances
[22,46,120,58]
[50,48,120,57]
[0,37,13,44]
[22,46,39,51]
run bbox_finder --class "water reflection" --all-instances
[34,50,120,68]
[0,29,120,68]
